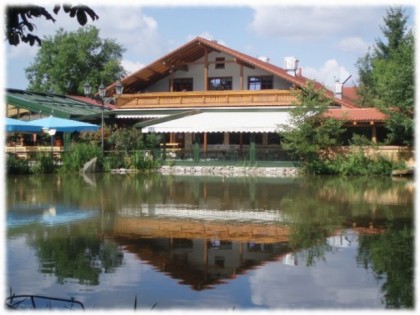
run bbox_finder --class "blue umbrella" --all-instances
[26,115,100,132]
[5,117,42,132]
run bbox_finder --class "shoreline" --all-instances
[157,165,300,177]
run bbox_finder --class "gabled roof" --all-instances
[106,36,357,109]
[6,89,113,119]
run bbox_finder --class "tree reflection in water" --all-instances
[6,173,414,309]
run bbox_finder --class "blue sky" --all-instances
[3,1,416,92]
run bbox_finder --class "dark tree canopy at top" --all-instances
[5,4,99,46]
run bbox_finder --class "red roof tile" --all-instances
[67,95,116,110]
[324,108,388,122]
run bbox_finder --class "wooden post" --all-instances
[203,132,208,159]
[239,64,243,90]
[223,132,230,145]
[371,124,377,144]
[262,133,268,145]
[204,49,208,91]
[169,68,174,92]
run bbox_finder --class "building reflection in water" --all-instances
[112,205,366,291]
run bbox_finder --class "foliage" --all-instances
[31,153,56,174]
[280,80,345,168]
[6,155,30,175]
[60,142,103,173]
[78,126,113,150]
[107,128,145,152]
[25,26,126,95]
[5,4,98,46]
[356,7,414,146]
[357,225,414,308]
[129,151,161,170]
[333,150,395,176]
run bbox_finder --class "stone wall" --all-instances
[158,165,300,177]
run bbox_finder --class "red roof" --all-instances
[67,95,116,110]
[324,108,388,122]
[107,36,357,109]
[342,86,360,103]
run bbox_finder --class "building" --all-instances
[103,36,387,160]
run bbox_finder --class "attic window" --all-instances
[215,57,225,69]
[248,76,273,90]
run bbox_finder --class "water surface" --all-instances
[6,173,414,310]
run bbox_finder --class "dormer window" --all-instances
[215,57,225,69]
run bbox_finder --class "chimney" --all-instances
[284,57,299,76]
[334,80,343,100]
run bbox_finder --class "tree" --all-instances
[5,4,99,46]
[25,26,127,95]
[355,7,414,146]
[280,80,345,173]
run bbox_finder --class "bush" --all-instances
[60,143,103,172]
[304,150,400,176]
[6,155,30,175]
[32,153,56,174]
[128,151,161,170]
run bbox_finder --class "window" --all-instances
[248,76,273,90]
[173,78,193,91]
[215,57,225,69]
[208,77,232,90]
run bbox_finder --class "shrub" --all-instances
[32,153,56,174]
[60,143,103,172]
[129,150,161,170]
[6,155,30,175]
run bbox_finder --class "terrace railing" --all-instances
[115,90,296,109]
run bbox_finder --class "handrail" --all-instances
[116,90,296,109]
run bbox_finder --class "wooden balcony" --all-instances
[115,90,296,109]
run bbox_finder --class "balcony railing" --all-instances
[115,90,296,109]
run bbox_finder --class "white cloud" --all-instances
[121,59,145,75]
[302,59,351,88]
[336,37,369,53]
[249,6,384,41]
[91,7,164,58]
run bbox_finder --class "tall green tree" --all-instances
[280,80,345,173]
[356,7,414,146]
[25,25,127,95]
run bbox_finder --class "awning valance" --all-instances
[142,111,292,133]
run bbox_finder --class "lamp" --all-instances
[42,128,56,157]
[115,80,124,95]
[84,82,106,151]
[84,81,124,152]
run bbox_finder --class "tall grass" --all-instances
[60,143,103,173]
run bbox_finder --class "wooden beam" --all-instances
[239,64,243,90]
[204,49,209,91]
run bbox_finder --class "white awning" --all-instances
[142,111,292,133]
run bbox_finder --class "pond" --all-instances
[5,172,414,310]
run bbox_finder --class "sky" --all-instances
[2,0,417,93]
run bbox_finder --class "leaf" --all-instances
[63,4,72,13]
[69,8,77,18]
[83,7,99,21]
[77,10,87,26]
[53,5,60,15]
